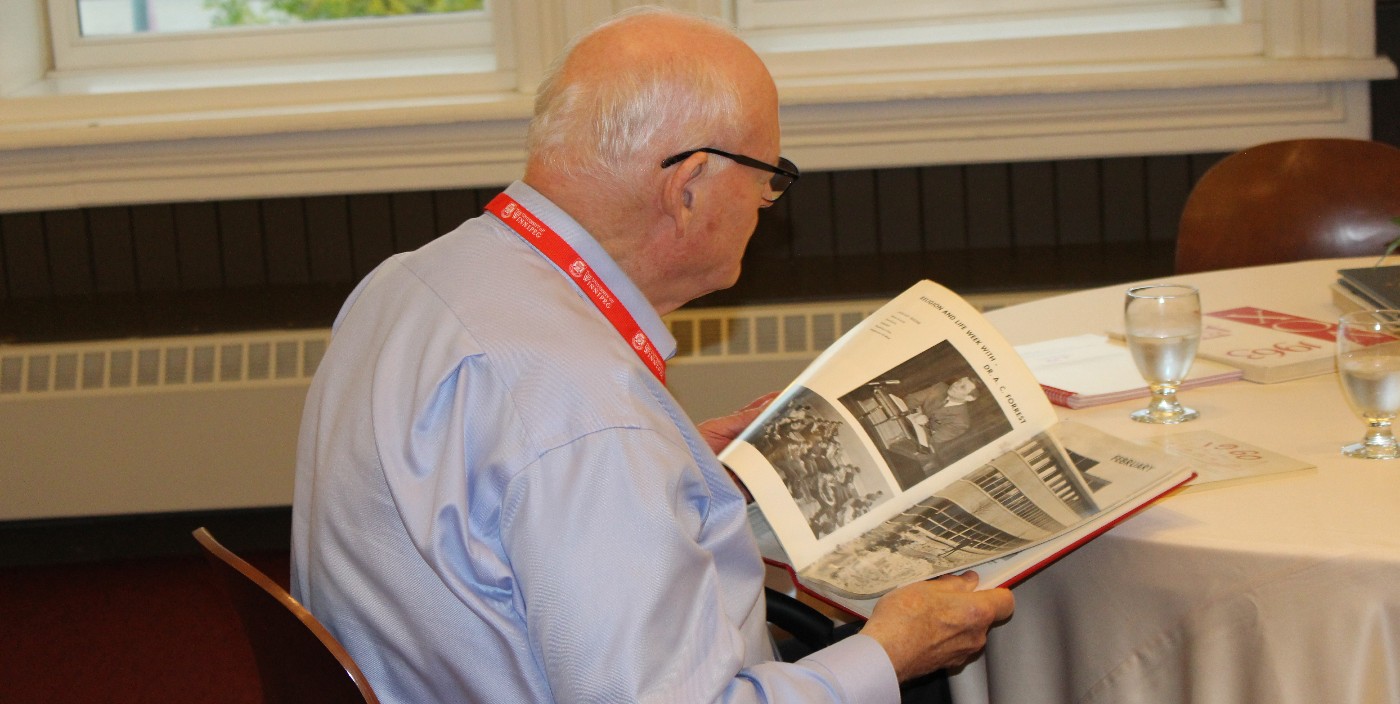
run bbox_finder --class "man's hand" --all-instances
[698,392,779,502]
[860,572,1015,682]
[697,391,780,455]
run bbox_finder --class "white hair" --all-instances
[526,8,745,193]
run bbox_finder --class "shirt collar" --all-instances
[501,181,678,361]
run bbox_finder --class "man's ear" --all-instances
[661,151,709,231]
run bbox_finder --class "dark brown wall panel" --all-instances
[0,147,1353,342]
[1101,157,1148,244]
[964,163,1012,248]
[44,209,92,298]
[217,200,265,289]
[262,197,310,287]
[433,188,477,235]
[303,195,354,285]
[1009,161,1056,248]
[746,198,793,260]
[130,204,180,292]
[347,194,394,278]
[920,165,967,251]
[831,170,878,257]
[1054,159,1103,246]
[88,206,137,294]
[0,215,8,300]
[391,191,439,253]
[1145,155,1193,243]
[788,171,835,259]
[172,202,222,290]
[2,212,49,299]
[875,168,923,254]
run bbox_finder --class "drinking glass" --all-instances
[1124,284,1201,424]
[1336,309,1400,459]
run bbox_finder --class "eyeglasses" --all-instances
[660,148,800,203]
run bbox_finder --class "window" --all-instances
[72,0,484,36]
[736,0,1253,79]
[735,0,1229,31]
[47,0,494,75]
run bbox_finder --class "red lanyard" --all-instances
[486,193,667,384]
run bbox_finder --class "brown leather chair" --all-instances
[192,527,379,704]
[1175,138,1400,274]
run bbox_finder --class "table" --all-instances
[948,257,1400,704]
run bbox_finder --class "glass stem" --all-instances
[1147,383,1183,415]
[1363,418,1398,452]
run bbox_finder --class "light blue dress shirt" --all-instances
[290,182,898,703]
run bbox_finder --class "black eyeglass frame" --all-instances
[659,147,800,202]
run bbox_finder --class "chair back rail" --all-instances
[192,527,379,704]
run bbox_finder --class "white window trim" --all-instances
[0,0,1394,213]
[46,0,495,73]
[733,0,1222,30]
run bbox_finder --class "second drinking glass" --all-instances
[1125,284,1201,424]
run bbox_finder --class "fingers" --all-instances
[739,391,781,412]
[974,585,1016,624]
[861,576,1016,681]
[945,572,1014,623]
[696,391,781,455]
[927,571,979,591]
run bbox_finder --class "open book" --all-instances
[719,280,1195,618]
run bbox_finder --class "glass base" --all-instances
[1129,406,1199,424]
[1342,441,1400,460]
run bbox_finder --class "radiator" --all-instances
[0,291,1051,520]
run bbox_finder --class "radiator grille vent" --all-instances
[666,300,881,361]
[0,291,1047,401]
[0,331,329,399]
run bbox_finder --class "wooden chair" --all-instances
[1175,138,1400,274]
[192,529,843,693]
[192,527,379,704]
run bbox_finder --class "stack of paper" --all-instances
[1336,264,1400,310]
[1017,334,1244,409]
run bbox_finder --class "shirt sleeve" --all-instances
[500,427,900,704]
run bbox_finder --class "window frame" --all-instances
[733,0,1231,32]
[46,0,496,73]
[731,0,1258,87]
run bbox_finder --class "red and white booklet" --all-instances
[719,281,1195,618]
[1195,307,1337,383]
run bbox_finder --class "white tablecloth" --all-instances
[950,257,1400,704]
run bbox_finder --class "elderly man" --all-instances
[290,8,1012,703]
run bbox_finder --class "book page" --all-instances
[793,422,1190,600]
[721,280,1059,572]
[748,422,1194,616]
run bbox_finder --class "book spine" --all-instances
[1039,384,1075,408]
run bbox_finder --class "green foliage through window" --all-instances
[205,0,484,27]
